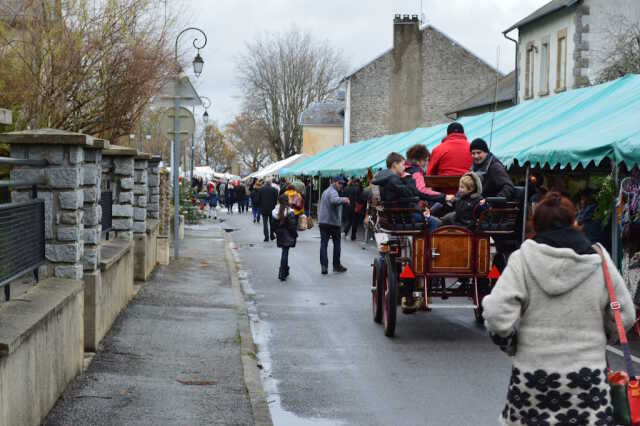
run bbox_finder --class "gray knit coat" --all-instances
[483,240,636,426]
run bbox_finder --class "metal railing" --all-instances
[0,156,47,301]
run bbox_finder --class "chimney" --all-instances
[390,14,423,134]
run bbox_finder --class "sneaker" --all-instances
[334,265,348,273]
[321,266,328,275]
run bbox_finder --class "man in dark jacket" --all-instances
[470,138,514,200]
[256,179,279,241]
[342,179,361,238]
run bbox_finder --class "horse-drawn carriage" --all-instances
[370,175,527,337]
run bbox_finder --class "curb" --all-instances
[224,233,273,426]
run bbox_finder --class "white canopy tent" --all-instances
[246,154,308,180]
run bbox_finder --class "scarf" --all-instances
[533,226,596,255]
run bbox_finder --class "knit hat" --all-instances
[470,138,489,153]
[447,122,464,135]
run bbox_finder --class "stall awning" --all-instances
[283,74,640,177]
[247,154,309,179]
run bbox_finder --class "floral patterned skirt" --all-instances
[500,366,614,426]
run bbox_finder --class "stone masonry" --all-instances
[347,16,497,143]
[147,156,161,220]
[4,129,106,280]
[133,154,150,234]
[102,145,137,241]
[82,145,103,272]
[159,169,170,237]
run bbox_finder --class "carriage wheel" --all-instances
[372,257,384,324]
[382,254,397,337]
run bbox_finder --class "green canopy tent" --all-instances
[282,74,640,177]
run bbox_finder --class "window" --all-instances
[556,29,567,91]
[525,43,535,99]
[539,40,550,95]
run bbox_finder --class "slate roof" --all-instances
[504,0,580,33]
[300,100,344,127]
[448,71,516,115]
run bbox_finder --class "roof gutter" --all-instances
[503,30,519,105]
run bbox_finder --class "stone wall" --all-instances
[102,146,137,241]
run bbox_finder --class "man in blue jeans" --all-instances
[318,176,350,275]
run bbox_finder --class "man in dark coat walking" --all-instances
[256,178,279,241]
[470,138,514,200]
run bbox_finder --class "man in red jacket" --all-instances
[427,122,472,176]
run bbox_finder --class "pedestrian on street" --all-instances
[225,181,235,214]
[318,176,350,274]
[482,192,635,426]
[273,194,298,281]
[257,178,279,241]
[236,183,247,214]
[342,179,362,240]
[206,179,218,220]
[250,180,262,224]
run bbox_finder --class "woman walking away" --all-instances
[483,192,635,426]
[273,194,298,281]
[251,180,262,224]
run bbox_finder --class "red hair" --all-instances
[532,192,577,235]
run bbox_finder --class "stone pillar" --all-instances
[133,153,150,234]
[2,129,106,281]
[102,145,137,241]
[147,156,161,220]
[82,145,103,272]
[157,168,171,265]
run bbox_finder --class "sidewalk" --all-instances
[44,224,271,426]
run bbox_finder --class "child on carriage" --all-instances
[441,172,486,229]
[372,152,444,232]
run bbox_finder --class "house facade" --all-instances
[343,15,499,144]
[505,0,640,103]
[300,98,345,156]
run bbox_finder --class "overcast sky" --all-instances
[177,0,550,127]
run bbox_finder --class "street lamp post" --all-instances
[173,27,207,258]
[193,96,212,181]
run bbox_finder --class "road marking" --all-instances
[606,345,640,364]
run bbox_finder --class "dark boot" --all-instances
[285,266,290,277]
[278,267,286,281]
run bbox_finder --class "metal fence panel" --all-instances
[101,190,112,234]
[0,199,45,289]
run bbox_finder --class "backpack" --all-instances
[290,193,304,211]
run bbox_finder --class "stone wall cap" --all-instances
[100,238,133,270]
[0,128,103,147]
[102,144,138,157]
[0,278,83,356]
[149,155,163,163]
[136,152,152,160]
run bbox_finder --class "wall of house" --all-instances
[302,126,343,156]
[420,27,497,127]
[583,0,640,83]
[517,8,576,102]
[349,23,499,143]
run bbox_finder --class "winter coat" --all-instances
[404,162,446,205]
[272,206,298,248]
[483,237,635,426]
[426,133,473,177]
[471,153,514,200]
[442,172,485,228]
[256,184,278,214]
[250,184,262,206]
[235,184,247,200]
[318,184,347,227]
[371,170,415,203]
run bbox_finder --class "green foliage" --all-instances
[594,174,616,228]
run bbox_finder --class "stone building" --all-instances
[343,15,499,144]
[504,0,640,103]
[447,72,516,120]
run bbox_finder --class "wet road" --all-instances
[224,212,512,426]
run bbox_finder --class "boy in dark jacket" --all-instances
[441,172,486,229]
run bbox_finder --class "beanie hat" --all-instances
[447,122,464,135]
[470,138,489,153]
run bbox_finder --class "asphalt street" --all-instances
[224,211,512,426]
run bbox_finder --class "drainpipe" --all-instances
[503,31,519,105]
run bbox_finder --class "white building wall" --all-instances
[583,0,640,83]
[517,9,576,102]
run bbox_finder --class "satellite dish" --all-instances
[160,106,196,142]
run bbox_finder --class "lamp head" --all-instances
[192,52,204,77]
[203,110,209,124]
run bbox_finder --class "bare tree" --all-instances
[0,0,176,141]
[596,17,640,83]
[236,28,345,160]
[225,112,273,174]
[202,122,235,173]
